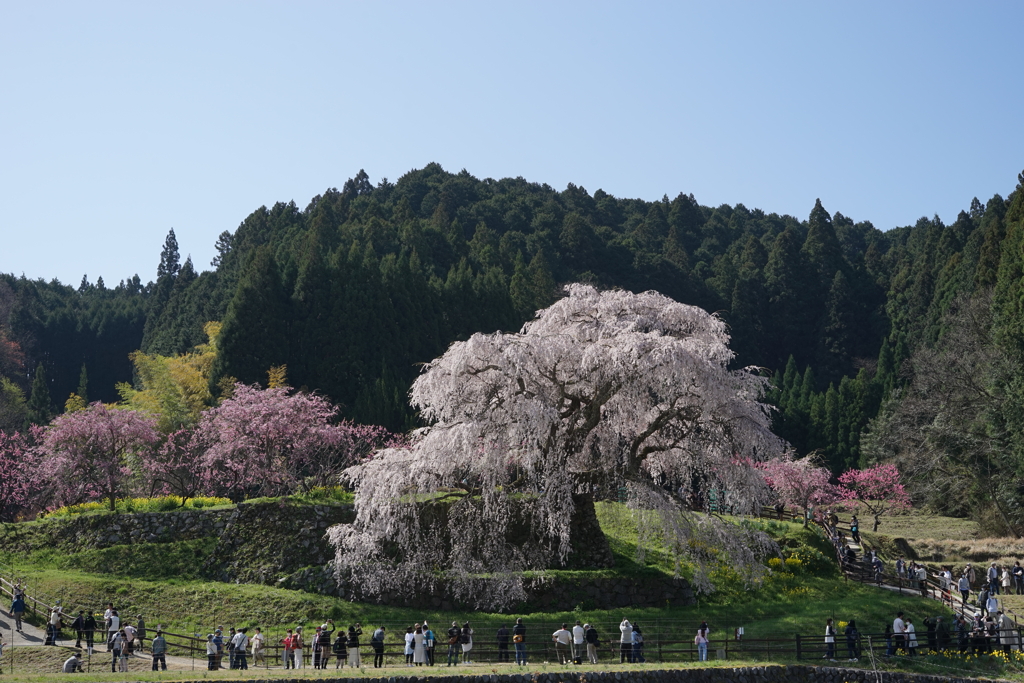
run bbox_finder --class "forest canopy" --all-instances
[1,164,1022,531]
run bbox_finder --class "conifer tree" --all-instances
[212,246,291,390]
[25,362,52,427]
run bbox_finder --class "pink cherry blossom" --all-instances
[36,403,159,511]
[838,463,911,531]
[758,455,845,526]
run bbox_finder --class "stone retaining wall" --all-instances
[117,665,1001,683]
[0,507,235,553]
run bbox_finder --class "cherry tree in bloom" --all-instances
[838,463,911,531]
[141,427,211,501]
[36,403,160,511]
[195,383,393,501]
[758,455,846,526]
[0,431,40,521]
[330,284,784,607]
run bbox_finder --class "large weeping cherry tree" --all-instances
[329,284,784,609]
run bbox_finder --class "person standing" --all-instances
[414,626,427,666]
[998,611,1017,654]
[107,607,120,651]
[695,628,709,662]
[423,622,435,666]
[460,622,474,664]
[585,623,599,664]
[251,627,265,667]
[572,620,585,664]
[83,611,97,655]
[110,629,125,672]
[118,630,130,671]
[1014,561,1024,595]
[632,623,646,663]
[281,629,294,669]
[292,626,305,669]
[447,621,461,666]
[72,610,85,649]
[370,625,385,668]
[212,628,224,669]
[404,627,415,666]
[959,573,971,605]
[206,634,217,671]
[989,563,1000,595]
[893,612,906,655]
[987,592,1001,616]
[227,627,237,669]
[136,615,147,650]
[906,618,918,656]
[552,623,572,664]
[348,623,363,668]
[334,629,348,669]
[513,618,527,665]
[824,618,836,661]
[151,630,168,671]
[619,618,633,663]
[313,626,325,669]
[234,628,249,670]
[844,620,860,661]
[497,624,510,663]
[9,594,25,632]
[850,515,860,544]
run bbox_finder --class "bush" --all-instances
[43,495,232,518]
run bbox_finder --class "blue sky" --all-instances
[2,1,1021,286]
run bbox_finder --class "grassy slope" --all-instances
[4,504,1023,681]
[6,505,953,645]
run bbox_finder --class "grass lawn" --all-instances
[3,504,1013,680]
[862,510,980,541]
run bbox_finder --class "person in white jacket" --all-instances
[619,619,632,663]
[906,619,918,656]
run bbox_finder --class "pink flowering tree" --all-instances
[0,431,41,521]
[141,427,211,501]
[838,463,911,531]
[36,403,160,511]
[194,383,393,501]
[759,455,846,527]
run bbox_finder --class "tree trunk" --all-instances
[873,515,880,532]
[562,492,615,569]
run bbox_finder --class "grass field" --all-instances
[4,504,1018,680]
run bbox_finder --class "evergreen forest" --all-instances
[3,163,1024,531]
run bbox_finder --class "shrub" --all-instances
[43,495,232,518]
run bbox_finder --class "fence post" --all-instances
[795,634,801,660]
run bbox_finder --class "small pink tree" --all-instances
[759,455,845,527]
[37,403,160,511]
[195,383,393,501]
[838,463,911,531]
[0,431,41,521]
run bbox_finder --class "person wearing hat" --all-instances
[62,651,83,673]
[212,628,224,669]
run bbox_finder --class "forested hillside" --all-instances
[1,164,1022,521]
